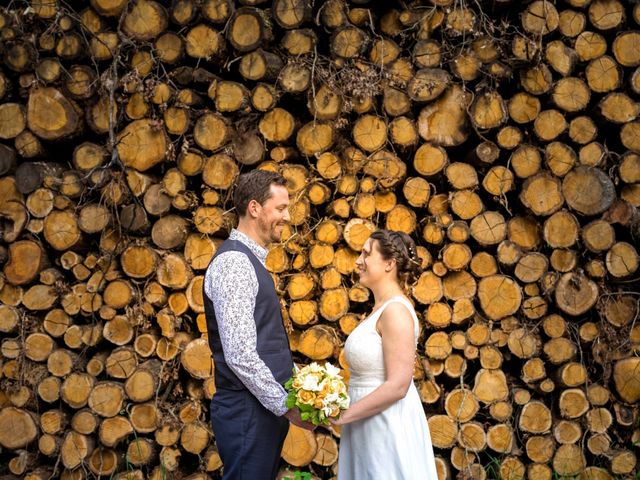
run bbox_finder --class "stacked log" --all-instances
[0,0,639,479]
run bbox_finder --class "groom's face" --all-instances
[256,184,290,244]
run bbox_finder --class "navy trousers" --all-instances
[211,388,289,480]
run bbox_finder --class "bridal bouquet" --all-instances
[285,362,350,426]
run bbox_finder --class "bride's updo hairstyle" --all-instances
[369,230,422,285]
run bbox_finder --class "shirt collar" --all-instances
[229,229,268,264]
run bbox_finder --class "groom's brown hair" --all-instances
[233,169,288,217]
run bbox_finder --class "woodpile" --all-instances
[0,0,639,479]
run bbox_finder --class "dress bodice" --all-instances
[344,296,419,387]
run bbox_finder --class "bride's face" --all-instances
[356,239,393,288]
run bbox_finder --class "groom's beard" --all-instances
[259,217,286,243]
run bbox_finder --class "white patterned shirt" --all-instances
[204,229,289,416]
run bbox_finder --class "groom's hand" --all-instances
[284,408,316,430]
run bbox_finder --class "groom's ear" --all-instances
[247,199,261,218]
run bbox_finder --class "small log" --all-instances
[122,0,168,41]
[227,8,267,53]
[319,288,349,322]
[587,434,612,457]
[486,423,514,453]
[193,113,231,152]
[457,422,486,454]
[427,415,458,449]
[473,369,509,404]
[555,272,598,316]
[552,77,590,112]
[559,388,590,420]
[521,64,553,95]
[534,109,568,141]
[451,50,481,81]
[544,337,577,365]
[61,431,94,469]
[37,377,61,404]
[417,85,469,146]
[569,117,598,147]
[121,245,159,279]
[201,0,232,24]
[259,108,296,144]
[127,437,157,466]
[331,26,367,58]
[477,275,522,320]
[129,402,160,435]
[87,447,121,477]
[519,401,552,434]
[27,87,81,140]
[606,241,638,278]
[151,215,189,250]
[562,166,615,216]
[99,416,133,447]
[469,91,507,130]
[181,338,214,379]
[510,144,541,179]
[312,432,338,467]
[281,425,317,467]
[554,420,582,445]
[553,443,586,477]
[71,409,98,435]
[105,346,138,379]
[38,434,61,457]
[0,407,38,449]
[546,40,578,76]
[575,31,608,61]
[0,103,26,139]
[526,435,555,464]
[610,450,637,475]
[588,0,624,31]
[444,388,479,422]
[296,121,333,156]
[520,172,564,216]
[522,0,559,35]
[297,325,338,360]
[3,239,47,285]
[117,119,168,172]
[282,29,316,56]
[613,358,640,403]
[88,381,125,417]
[559,9,586,37]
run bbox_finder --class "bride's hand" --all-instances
[328,417,344,426]
[329,410,350,426]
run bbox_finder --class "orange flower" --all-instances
[296,389,316,405]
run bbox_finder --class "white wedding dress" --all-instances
[338,296,439,480]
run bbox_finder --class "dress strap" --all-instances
[374,296,420,337]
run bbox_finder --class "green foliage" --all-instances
[283,471,312,480]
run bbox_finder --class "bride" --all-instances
[331,229,438,479]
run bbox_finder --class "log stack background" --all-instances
[0,0,639,478]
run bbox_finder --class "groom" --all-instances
[204,169,313,480]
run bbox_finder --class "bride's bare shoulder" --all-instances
[376,300,415,335]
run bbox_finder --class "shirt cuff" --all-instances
[274,392,289,417]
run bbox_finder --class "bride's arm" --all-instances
[333,302,416,425]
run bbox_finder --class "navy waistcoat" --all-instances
[204,239,293,390]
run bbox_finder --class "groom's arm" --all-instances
[205,252,288,416]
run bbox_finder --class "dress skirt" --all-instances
[337,379,439,480]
